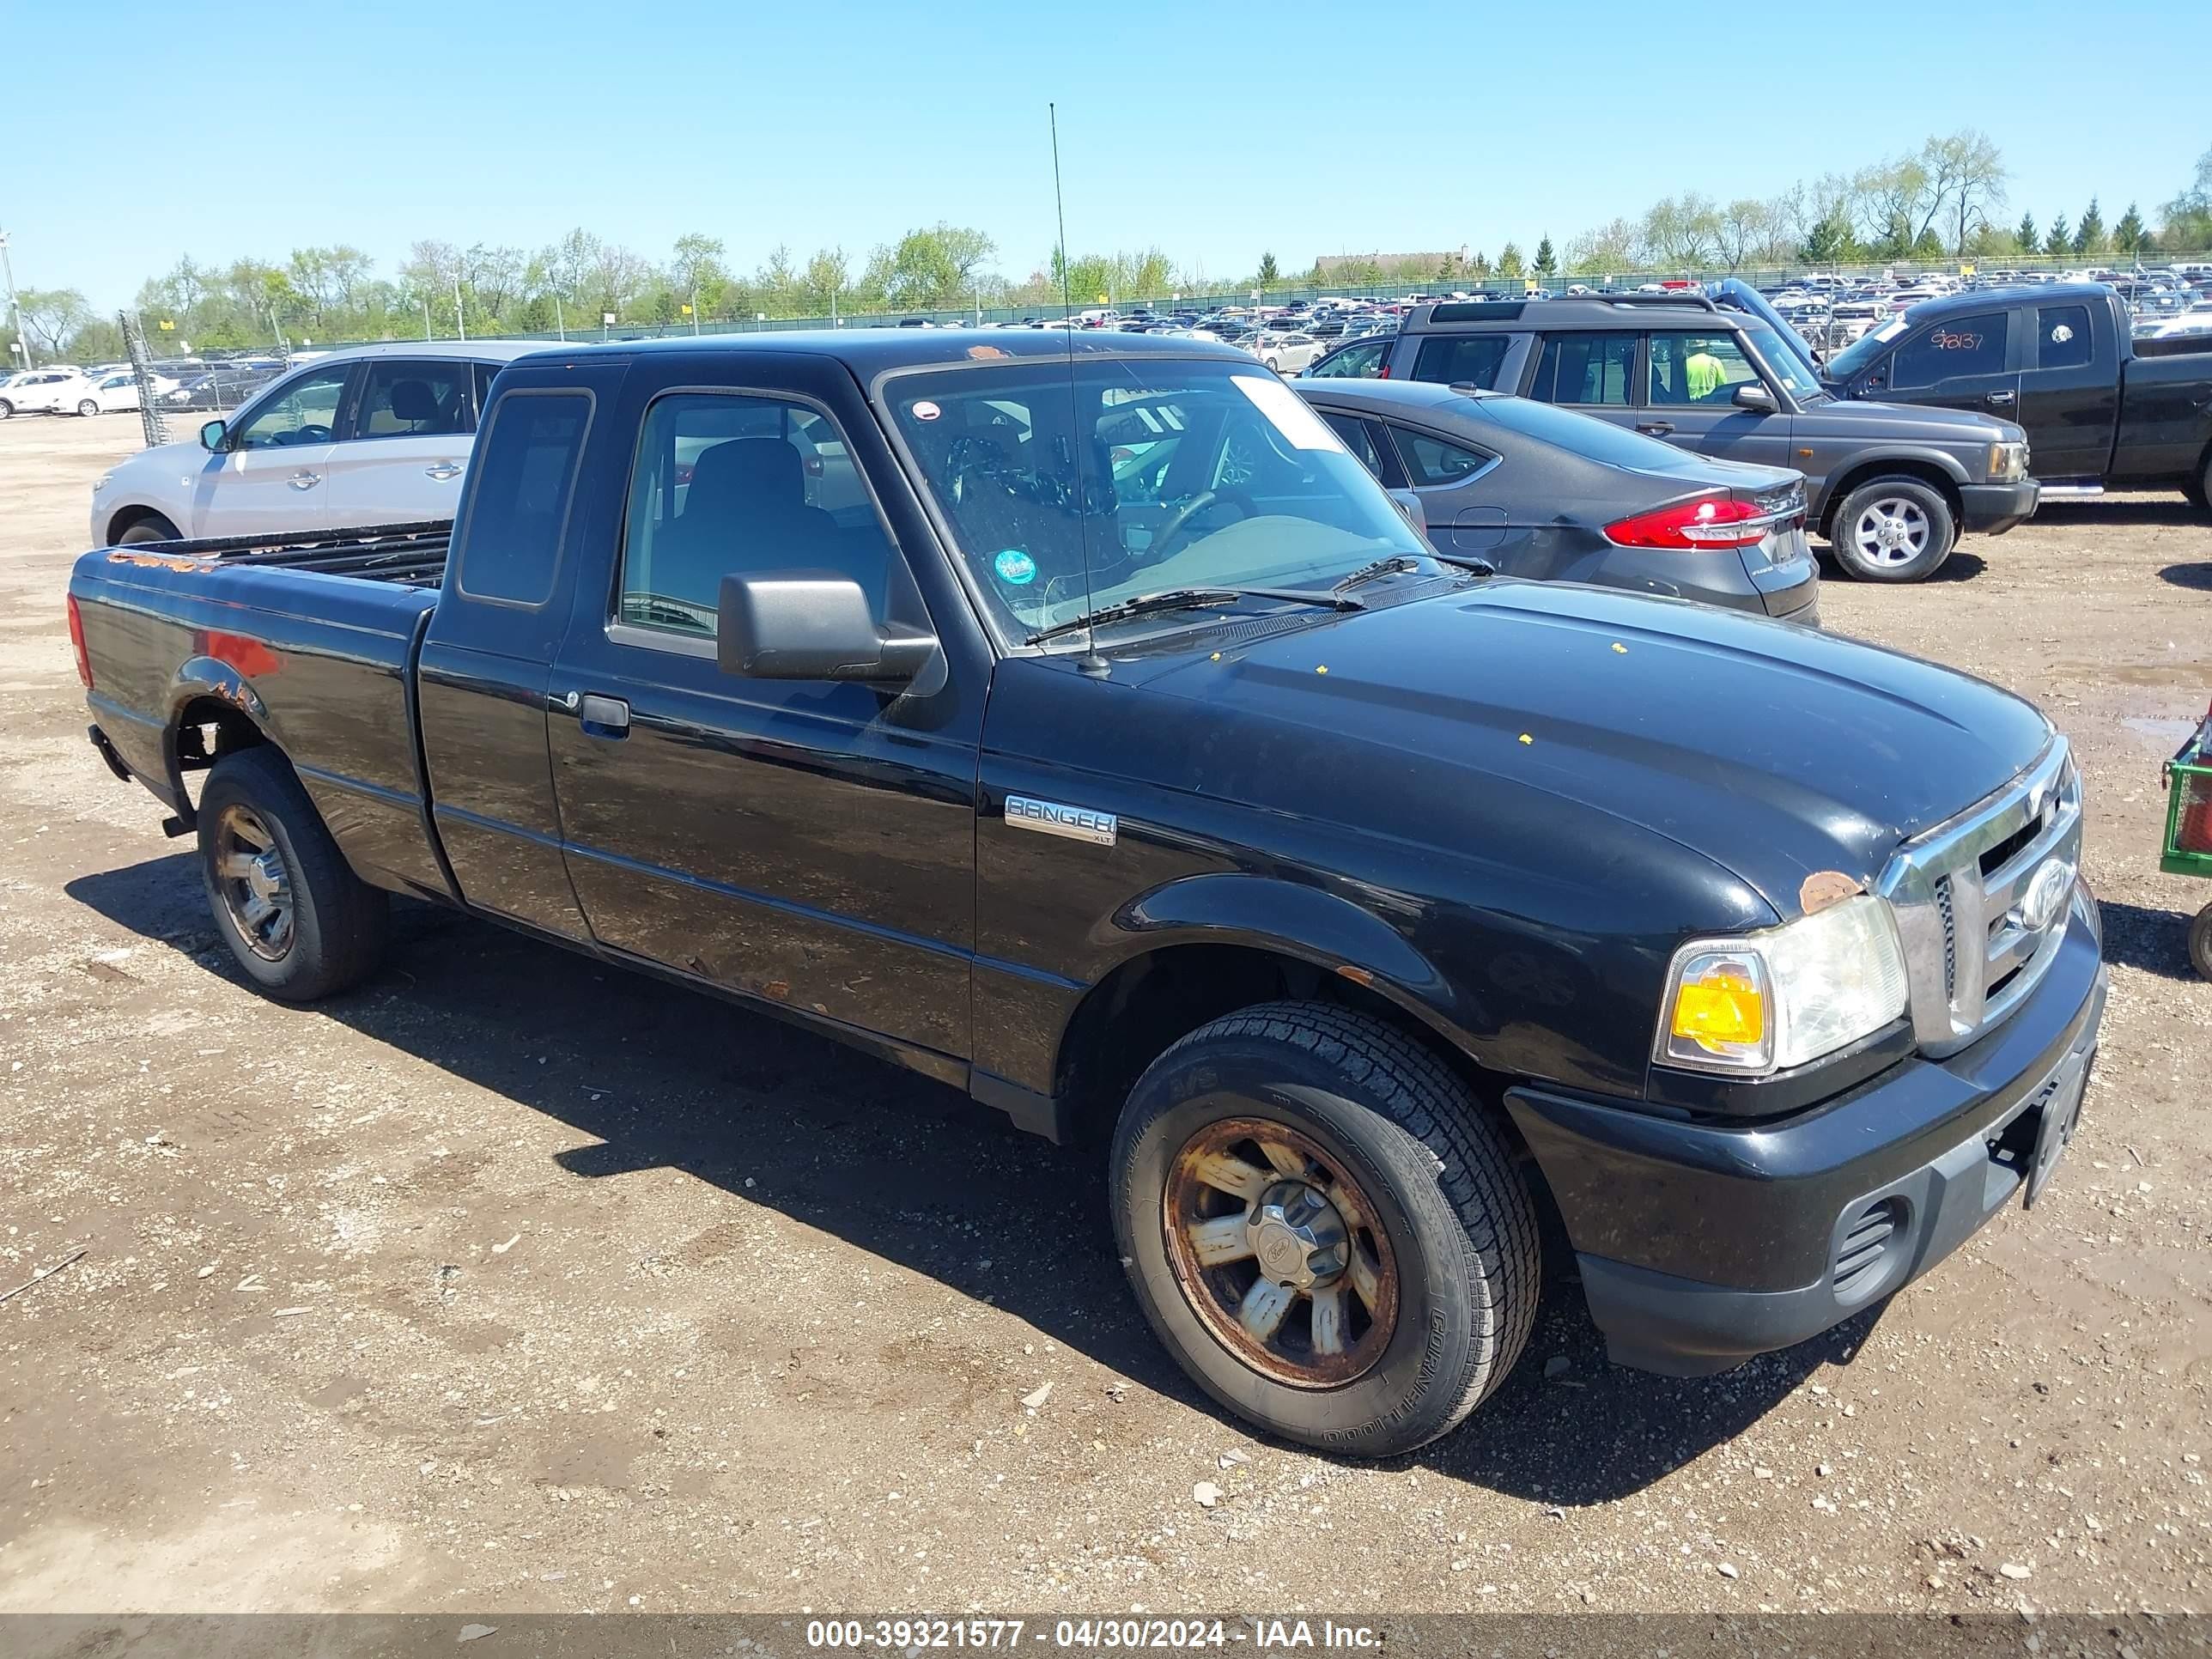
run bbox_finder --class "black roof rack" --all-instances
[1590,292,1721,313]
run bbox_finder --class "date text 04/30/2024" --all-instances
[804,1619,1380,1650]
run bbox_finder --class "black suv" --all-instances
[1307,289,2039,582]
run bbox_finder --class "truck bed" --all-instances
[72,520,456,902]
[116,520,453,586]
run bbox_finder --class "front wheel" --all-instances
[76,398,100,417]
[1828,477,1956,582]
[2190,904,2212,981]
[1109,1002,1540,1455]
[117,514,182,545]
[0,399,14,419]
[197,747,388,1001]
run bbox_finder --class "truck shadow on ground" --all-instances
[2042,498,2203,530]
[2158,561,2212,592]
[2093,898,2203,981]
[1815,547,1987,584]
[70,853,1863,1504]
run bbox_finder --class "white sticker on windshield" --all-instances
[1230,374,1346,453]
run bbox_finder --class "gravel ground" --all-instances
[0,411,2207,1617]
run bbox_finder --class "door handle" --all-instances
[577,694,629,738]
[1985,390,2015,408]
[425,462,463,480]
[287,471,320,489]
[1636,421,1674,436]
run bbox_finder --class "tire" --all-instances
[2187,453,2210,514]
[1109,1000,1540,1456]
[1264,356,1280,372]
[196,747,388,1002]
[1827,477,1957,582]
[116,514,181,545]
[0,400,14,419]
[76,398,100,417]
[2191,904,2212,981]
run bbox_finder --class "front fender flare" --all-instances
[1099,871,1477,1048]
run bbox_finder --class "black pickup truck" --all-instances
[70,330,2106,1455]
[1821,283,2212,504]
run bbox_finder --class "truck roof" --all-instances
[509,325,1252,377]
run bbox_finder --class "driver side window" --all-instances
[233,366,351,449]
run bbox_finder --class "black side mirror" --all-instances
[716,571,938,684]
[199,419,228,452]
[1731,382,1778,413]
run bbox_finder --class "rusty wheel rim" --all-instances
[211,804,294,962]
[1163,1115,1399,1389]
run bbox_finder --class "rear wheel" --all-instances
[116,514,182,545]
[1828,477,1956,582]
[197,748,387,1002]
[76,398,100,417]
[2190,904,2212,981]
[1109,1001,1540,1455]
[2187,453,2211,514]
[0,399,14,419]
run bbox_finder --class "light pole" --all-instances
[691,283,701,336]
[453,276,466,343]
[0,230,29,368]
[422,300,432,342]
[555,295,565,342]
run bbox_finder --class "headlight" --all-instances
[1990,441,2030,483]
[1657,895,1908,1076]
[92,471,113,494]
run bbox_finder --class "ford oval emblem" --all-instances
[2020,859,2072,933]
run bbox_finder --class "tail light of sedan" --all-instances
[1603,493,1777,550]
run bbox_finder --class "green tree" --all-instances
[1532,235,1556,276]
[1911,225,1947,260]
[669,233,731,319]
[2112,202,2148,257]
[1496,242,1525,282]
[2014,211,2037,253]
[1802,215,1856,264]
[2160,144,2212,249]
[802,246,849,317]
[2045,216,2071,258]
[2072,198,2106,257]
[1255,251,1279,288]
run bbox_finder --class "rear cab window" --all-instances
[454,390,592,606]
[2036,305,2093,370]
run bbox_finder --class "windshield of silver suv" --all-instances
[1739,321,1826,403]
[887,357,1426,640]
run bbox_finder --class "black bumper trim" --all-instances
[1959,479,2039,535]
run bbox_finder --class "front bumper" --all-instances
[1504,896,2105,1376]
[1960,478,2040,536]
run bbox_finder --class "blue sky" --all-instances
[12,0,2210,308]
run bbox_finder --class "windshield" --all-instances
[1740,322,1825,402]
[1824,315,1910,382]
[887,356,1426,640]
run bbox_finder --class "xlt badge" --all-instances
[1005,795,1117,847]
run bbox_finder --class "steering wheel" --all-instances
[1150,486,1258,561]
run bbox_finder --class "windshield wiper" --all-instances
[1026,585,1362,647]
[1331,555,1423,594]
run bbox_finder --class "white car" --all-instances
[66,372,143,416]
[1243,331,1323,373]
[0,368,89,417]
[88,340,544,547]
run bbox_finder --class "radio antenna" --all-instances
[1049,101,1073,325]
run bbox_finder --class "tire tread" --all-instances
[1149,1000,1540,1441]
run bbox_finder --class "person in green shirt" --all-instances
[1684,339,1729,401]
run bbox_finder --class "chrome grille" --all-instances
[1877,739,2081,1057]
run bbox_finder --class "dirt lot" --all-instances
[1,411,2208,1619]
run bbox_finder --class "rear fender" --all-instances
[162,652,285,824]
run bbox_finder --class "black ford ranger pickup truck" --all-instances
[70,330,2107,1455]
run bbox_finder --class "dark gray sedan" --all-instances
[1297,379,1820,623]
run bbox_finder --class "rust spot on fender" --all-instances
[1799,870,1863,915]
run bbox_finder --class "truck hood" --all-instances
[1798,392,2026,446]
[1133,578,2053,917]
